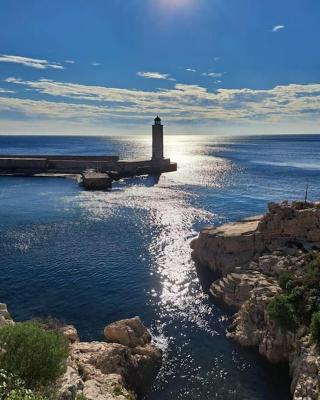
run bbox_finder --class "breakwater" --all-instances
[0,154,177,189]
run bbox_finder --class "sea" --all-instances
[1,134,320,399]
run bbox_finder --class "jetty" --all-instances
[0,117,177,189]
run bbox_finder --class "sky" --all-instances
[0,0,319,135]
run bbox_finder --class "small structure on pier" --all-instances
[0,117,177,190]
[81,171,112,190]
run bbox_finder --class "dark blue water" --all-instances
[1,134,320,399]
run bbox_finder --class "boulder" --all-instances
[104,317,151,348]
[60,325,79,343]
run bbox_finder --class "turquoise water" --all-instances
[1,134,320,399]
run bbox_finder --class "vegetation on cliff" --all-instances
[267,252,320,345]
[0,322,69,399]
[0,370,47,400]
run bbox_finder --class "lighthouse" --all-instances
[152,116,164,160]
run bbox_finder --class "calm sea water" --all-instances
[1,134,320,399]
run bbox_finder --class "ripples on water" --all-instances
[1,134,320,399]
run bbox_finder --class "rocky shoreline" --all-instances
[0,308,162,400]
[191,201,320,399]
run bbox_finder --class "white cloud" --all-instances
[0,54,64,70]
[202,72,224,78]
[91,62,101,67]
[0,88,14,94]
[186,68,196,72]
[137,71,174,80]
[2,77,320,129]
[64,60,75,64]
[272,25,285,32]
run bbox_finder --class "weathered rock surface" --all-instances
[56,317,161,400]
[191,201,320,276]
[192,201,320,399]
[210,270,280,311]
[104,316,151,348]
[60,325,79,343]
[0,303,13,327]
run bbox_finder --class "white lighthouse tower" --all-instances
[152,116,164,160]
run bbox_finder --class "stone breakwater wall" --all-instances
[191,201,320,400]
[0,155,177,176]
[0,308,162,400]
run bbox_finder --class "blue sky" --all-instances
[0,0,319,135]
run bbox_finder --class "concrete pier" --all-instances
[0,117,177,190]
[0,155,177,190]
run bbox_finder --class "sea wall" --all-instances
[0,155,120,174]
[0,155,177,176]
[191,201,320,399]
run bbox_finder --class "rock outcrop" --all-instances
[104,316,151,348]
[57,317,162,400]
[191,201,320,276]
[191,201,320,400]
[0,303,13,327]
[0,308,162,400]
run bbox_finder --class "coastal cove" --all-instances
[1,134,320,399]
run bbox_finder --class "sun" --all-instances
[156,0,199,12]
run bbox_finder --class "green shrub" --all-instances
[310,312,320,346]
[271,253,320,332]
[304,255,320,287]
[112,383,135,400]
[76,394,87,400]
[0,322,69,388]
[0,369,45,400]
[278,272,294,290]
[267,294,297,332]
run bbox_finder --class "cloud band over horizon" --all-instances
[0,76,320,134]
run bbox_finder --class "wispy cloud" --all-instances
[201,72,224,78]
[186,68,196,72]
[3,77,320,128]
[64,60,75,64]
[0,54,64,70]
[0,88,14,94]
[91,62,101,67]
[272,25,285,32]
[137,71,174,80]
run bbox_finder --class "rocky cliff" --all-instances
[0,309,162,400]
[191,201,320,400]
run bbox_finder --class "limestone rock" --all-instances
[56,317,161,400]
[60,325,79,343]
[210,271,280,310]
[104,316,151,348]
[192,201,320,276]
[192,201,320,399]
[56,359,84,400]
[0,303,13,326]
[71,340,161,395]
